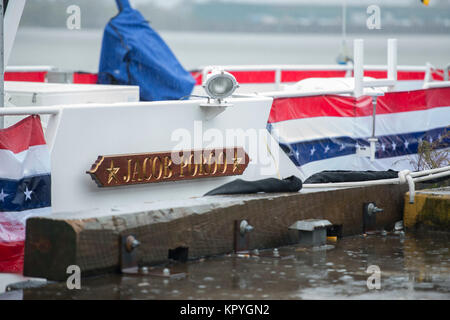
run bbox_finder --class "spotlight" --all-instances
[203,70,239,101]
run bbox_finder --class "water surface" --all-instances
[9,28,450,72]
[4,230,449,300]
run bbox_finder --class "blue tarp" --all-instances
[97,0,195,101]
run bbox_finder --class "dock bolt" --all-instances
[273,248,280,257]
[140,266,149,274]
[240,220,254,236]
[367,203,383,215]
[126,235,141,252]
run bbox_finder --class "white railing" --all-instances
[5,65,58,72]
[200,63,428,84]
[0,106,60,115]
[201,63,422,91]
[422,62,450,89]
[201,64,352,90]
[423,81,450,89]
[258,89,354,99]
[200,64,430,93]
[200,39,450,96]
[353,38,397,97]
[303,166,450,204]
[0,106,62,153]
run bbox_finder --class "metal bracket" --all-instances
[234,219,253,253]
[200,102,232,120]
[363,202,384,233]
[120,234,140,273]
[120,234,187,278]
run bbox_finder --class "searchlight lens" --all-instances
[208,77,233,96]
[204,71,238,100]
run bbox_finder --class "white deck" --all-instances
[5,81,139,106]
[4,81,140,128]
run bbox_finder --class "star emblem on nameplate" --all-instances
[106,160,120,184]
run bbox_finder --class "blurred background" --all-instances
[8,0,450,72]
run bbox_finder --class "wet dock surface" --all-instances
[3,230,450,300]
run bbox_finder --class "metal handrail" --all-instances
[303,167,450,204]
[423,81,450,89]
[5,65,58,72]
[259,89,354,99]
[200,62,428,88]
[0,106,60,116]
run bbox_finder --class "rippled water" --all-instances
[3,230,449,300]
[9,28,450,72]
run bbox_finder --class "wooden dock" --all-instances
[24,184,415,281]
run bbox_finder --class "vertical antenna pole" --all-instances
[353,39,364,98]
[342,0,347,41]
[368,96,379,162]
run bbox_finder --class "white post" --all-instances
[342,0,347,41]
[353,39,364,97]
[423,62,432,85]
[202,67,210,86]
[4,0,26,66]
[0,2,4,129]
[275,68,281,90]
[445,63,450,81]
[387,39,397,91]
